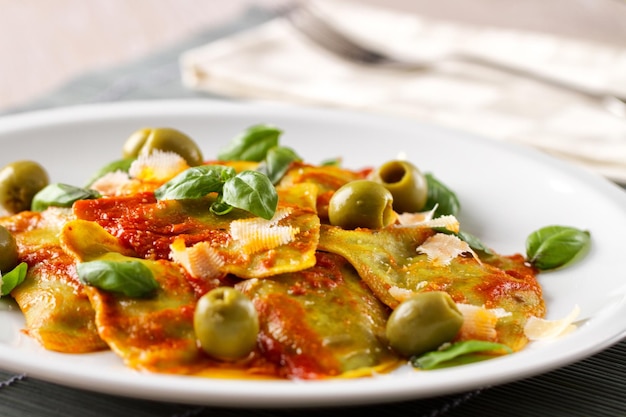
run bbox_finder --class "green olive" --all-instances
[328,180,395,229]
[0,225,19,273]
[370,160,428,213]
[386,291,463,357]
[0,161,50,215]
[194,287,259,361]
[122,127,204,166]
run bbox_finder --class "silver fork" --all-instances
[283,3,626,118]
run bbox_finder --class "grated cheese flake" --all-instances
[456,304,511,342]
[397,213,460,233]
[388,286,415,303]
[416,233,478,266]
[169,238,225,280]
[128,150,189,183]
[388,281,429,303]
[396,206,438,225]
[229,208,299,254]
[396,212,430,225]
[90,171,133,196]
[524,305,580,341]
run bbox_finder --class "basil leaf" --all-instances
[424,173,460,217]
[85,157,134,186]
[210,196,234,216]
[155,165,277,220]
[256,146,301,184]
[217,124,282,161]
[0,262,27,296]
[222,170,278,220]
[31,183,101,211]
[77,259,158,298]
[458,230,494,255]
[412,340,512,370]
[154,165,235,200]
[526,225,591,270]
[320,157,342,167]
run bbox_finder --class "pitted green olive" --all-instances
[386,291,463,357]
[122,127,204,166]
[194,287,259,361]
[0,160,50,215]
[370,160,427,213]
[0,225,19,273]
[328,180,395,230]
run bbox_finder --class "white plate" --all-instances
[1,100,626,408]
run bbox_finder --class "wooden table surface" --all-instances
[1,0,625,112]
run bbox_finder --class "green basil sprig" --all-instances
[0,262,27,296]
[154,165,235,200]
[216,123,302,186]
[412,340,512,370]
[31,183,101,212]
[77,259,158,298]
[319,157,342,167]
[424,173,460,218]
[256,146,302,184]
[221,171,278,220]
[217,124,282,162]
[157,123,292,219]
[526,225,591,271]
[155,165,278,220]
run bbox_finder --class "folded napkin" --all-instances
[180,0,626,182]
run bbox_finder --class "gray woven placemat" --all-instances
[1,6,625,417]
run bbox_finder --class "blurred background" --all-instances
[1,0,625,112]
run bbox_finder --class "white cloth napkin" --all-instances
[180,0,626,182]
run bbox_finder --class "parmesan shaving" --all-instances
[397,213,460,233]
[40,207,75,229]
[229,208,299,254]
[169,238,225,280]
[416,233,478,266]
[128,150,189,183]
[90,171,133,196]
[387,286,414,303]
[524,305,580,341]
[456,304,510,342]
[396,212,430,225]
[387,282,428,303]
[396,206,438,225]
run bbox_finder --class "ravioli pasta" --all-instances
[0,125,553,379]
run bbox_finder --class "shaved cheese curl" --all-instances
[169,238,225,280]
[90,171,133,196]
[230,208,299,254]
[456,304,511,342]
[397,213,459,232]
[129,150,189,183]
[416,233,479,266]
[524,305,580,341]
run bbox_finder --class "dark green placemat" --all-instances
[1,6,625,417]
